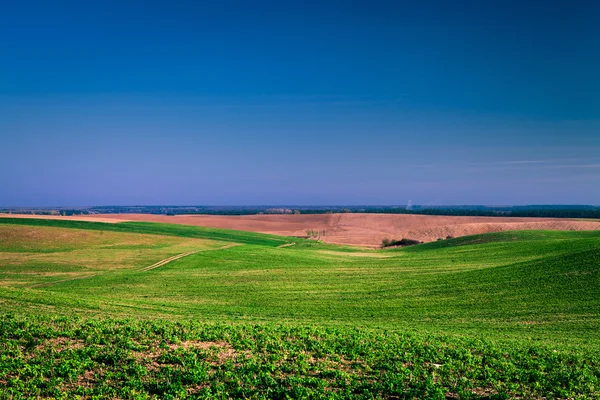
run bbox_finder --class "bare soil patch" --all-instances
[36,337,86,352]
[4,213,600,247]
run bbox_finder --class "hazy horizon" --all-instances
[2,203,599,209]
[2,1,599,207]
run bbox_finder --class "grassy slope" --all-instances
[0,223,228,288]
[1,219,599,398]
[0,219,599,344]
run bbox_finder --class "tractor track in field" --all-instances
[29,274,98,288]
[277,242,296,248]
[28,244,243,288]
[142,243,241,272]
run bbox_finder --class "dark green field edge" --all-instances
[0,218,297,247]
[399,230,600,252]
[1,315,598,400]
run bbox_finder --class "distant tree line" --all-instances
[3,205,600,219]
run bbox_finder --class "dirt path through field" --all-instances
[277,242,296,248]
[142,243,241,272]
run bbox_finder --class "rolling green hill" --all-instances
[0,218,599,399]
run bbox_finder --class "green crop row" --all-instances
[1,315,598,399]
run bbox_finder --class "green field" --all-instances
[0,218,599,399]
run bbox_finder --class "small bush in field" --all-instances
[382,238,422,247]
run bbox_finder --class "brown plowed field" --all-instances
[3,213,600,247]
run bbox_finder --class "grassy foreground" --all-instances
[0,218,599,398]
[2,315,599,399]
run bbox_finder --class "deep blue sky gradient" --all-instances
[1,0,599,206]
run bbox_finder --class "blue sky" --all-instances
[1,0,599,206]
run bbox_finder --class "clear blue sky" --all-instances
[1,0,599,206]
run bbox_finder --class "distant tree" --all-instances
[381,238,422,248]
[394,238,421,246]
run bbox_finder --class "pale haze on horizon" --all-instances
[1,1,599,207]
